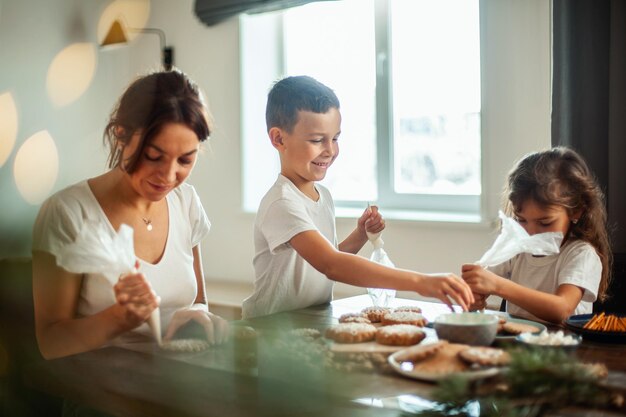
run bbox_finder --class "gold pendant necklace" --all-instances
[142,217,153,231]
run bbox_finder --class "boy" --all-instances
[242,76,473,319]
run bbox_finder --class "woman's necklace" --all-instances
[142,217,153,231]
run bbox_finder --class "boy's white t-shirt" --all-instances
[488,239,601,322]
[32,180,210,344]
[242,174,337,319]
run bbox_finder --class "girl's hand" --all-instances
[113,269,160,331]
[164,304,230,345]
[469,292,487,311]
[461,264,501,295]
[415,273,475,312]
[358,205,385,236]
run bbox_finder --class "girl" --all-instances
[462,147,611,324]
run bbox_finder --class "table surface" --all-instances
[25,295,626,417]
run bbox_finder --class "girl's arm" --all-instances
[33,251,158,359]
[338,205,384,254]
[461,264,583,323]
[291,230,474,311]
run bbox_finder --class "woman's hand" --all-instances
[461,264,501,295]
[164,304,230,345]
[415,273,475,312]
[358,205,385,236]
[113,269,160,331]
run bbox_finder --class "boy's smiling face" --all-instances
[270,108,341,198]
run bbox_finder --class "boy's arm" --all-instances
[291,230,474,311]
[338,205,384,254]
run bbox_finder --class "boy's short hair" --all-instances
[265,75,340,133]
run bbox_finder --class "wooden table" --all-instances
[24,295,626,417]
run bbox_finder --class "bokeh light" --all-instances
[14,130,59,205]
[97,0,151,44]
[46,43,97,107]
[0,92,18,168]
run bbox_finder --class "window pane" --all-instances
[390,0,481,196]
[283,0,377,202]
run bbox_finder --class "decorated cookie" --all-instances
[325,323,377,343]
[375,324,426,346]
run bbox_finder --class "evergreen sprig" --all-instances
[416,347,618,417]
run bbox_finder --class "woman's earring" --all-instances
[572,218,579,224]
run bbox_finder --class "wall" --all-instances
[0,0,551,300]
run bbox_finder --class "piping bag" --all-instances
[365,204,396,307]
[476,211,563,267]
[56,221,162,345]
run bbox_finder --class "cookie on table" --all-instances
[160,339,210,353]
[325,323,377,343]
[501,321,540,335]
[393,340,449,362]
[375,324,426,346]
[338,313,372,324]
[458,346,511,367]
[412,343,470,375]
[361,306,392,323]
[393,305,423,314]
[381,311,428,327]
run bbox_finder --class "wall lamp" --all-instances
[101,19,174,71]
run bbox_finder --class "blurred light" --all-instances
[0,92,18,168]
[14,130,59,205]
[97,0,151,44]
[46,43,97,107]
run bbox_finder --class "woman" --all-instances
[32,70,228,360]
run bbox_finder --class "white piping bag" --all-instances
[56,221,162,345]
[365,204,396,307]
[477,211,563,267]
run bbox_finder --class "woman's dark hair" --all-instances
[503,146,612,301]
[104,70,211,173]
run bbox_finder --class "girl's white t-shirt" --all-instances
[32,180,210,343]
[488,239,602,321]
[242,175,337,319]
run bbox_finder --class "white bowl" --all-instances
[434,312,499,346]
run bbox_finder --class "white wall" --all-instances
[0,0,551,300]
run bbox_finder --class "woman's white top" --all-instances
[32,180,210,343]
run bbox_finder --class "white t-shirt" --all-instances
[32,180,210,343]
[242,175,337,319]
[488,240,601,321]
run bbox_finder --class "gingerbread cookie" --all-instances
[338,313,371,324]
[501,321,540,335]
[375,324,426,346]
[394,305,423,314]
[361,306,392,323]
[393,340,449,362]
[381,311,427,327]
[458,346,511,367]
[411,343,470,375]
[290,328,321,340]
[325,323,377,343]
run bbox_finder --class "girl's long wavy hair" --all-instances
[503,146,612,301]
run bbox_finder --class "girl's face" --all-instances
[123,123,200,201]
[514,198,574,236]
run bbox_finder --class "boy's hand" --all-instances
[416,273,475,311]
[358,205,385,236]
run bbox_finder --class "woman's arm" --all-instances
[291,230,473,311]
[33,251,158,359]
[162,245,229,344]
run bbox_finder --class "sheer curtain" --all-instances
[552,0,626,312]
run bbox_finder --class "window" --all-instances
[241,0,481,219]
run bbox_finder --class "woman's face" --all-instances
[514,198,573,236]
[123,123,200,201]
